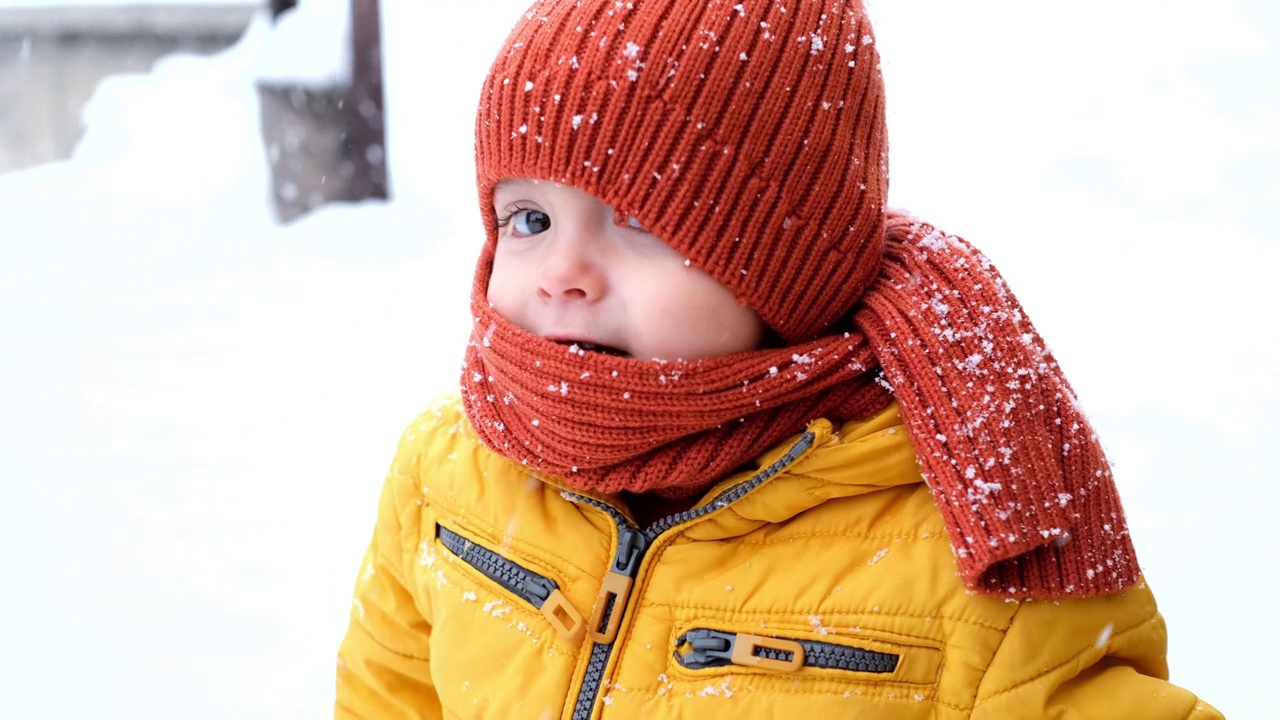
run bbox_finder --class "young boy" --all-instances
[336,0,1222,717]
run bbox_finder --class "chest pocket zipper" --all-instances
[436,524,585,644]
[675,628,900,675]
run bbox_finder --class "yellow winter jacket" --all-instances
[336,394,1221,719]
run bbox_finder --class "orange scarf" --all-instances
[462,213,1140,599]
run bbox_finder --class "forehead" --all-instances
[493,178,567,192]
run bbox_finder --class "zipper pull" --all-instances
[587,525,646,643]
[522,575,585,644]
[676,629,805,672]
[730,633,806,672]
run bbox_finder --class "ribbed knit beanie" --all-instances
[475,0,887,343]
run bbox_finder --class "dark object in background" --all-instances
[270,0,298,19]
[258,0,387,223]
[346,0,387,203]
[257,83,353,222]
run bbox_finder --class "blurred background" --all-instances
[3,0,261,174]
[2,0,380,220]
[1,0,1276,717]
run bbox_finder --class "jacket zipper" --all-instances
[436,524,585,643]
[673,628,900,674]
[567,431,817,720]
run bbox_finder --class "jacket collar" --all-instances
[692,403,922,534]
[536,403,919,535]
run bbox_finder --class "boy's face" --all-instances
[487,179,765,361]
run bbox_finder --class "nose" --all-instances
[536,235,607,302]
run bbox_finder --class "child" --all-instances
[336,0,1222,717]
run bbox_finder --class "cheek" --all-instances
[717,305,766,352]
[644,275,764,353]
[485,252,521,317]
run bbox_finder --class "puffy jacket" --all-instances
[336,394,1221,719]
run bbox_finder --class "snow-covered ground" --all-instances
[1,1,1275,717]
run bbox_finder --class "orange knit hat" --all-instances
[475,0,887,343]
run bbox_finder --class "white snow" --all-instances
[1096,622,1115,649]
[0,1,1275,719]
[255,0,352,87]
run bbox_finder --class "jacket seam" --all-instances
[389,466,424,596]
[384,469,434,663]
[351,617,432,662]
[796,475,831,503]
[967,600,1021,713]
[976,609,1158,704]
[647,602,1010,633]
[1178,699,1205,720]
[334,699,368,718]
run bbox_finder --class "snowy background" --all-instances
[1,0,1275,717]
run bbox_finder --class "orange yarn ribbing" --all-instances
[461,0,1140,599]
[463,261,892,496]
[854,215,1138,596]
[474,0,887,343]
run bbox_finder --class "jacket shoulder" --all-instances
[389,392,481,480]
[376,393,486,532]
[393,392,473,461]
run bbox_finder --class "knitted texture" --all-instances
[464,263,892,496]
[475,0,886,343]
[855,215,1137,596]
[462,0,1139,599]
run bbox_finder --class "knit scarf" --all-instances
[461,212,1139,598]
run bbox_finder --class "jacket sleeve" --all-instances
[970,580,1222,719]
[335,449,440,720]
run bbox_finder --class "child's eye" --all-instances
[625,216,646,231]
[497,208,551,236]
